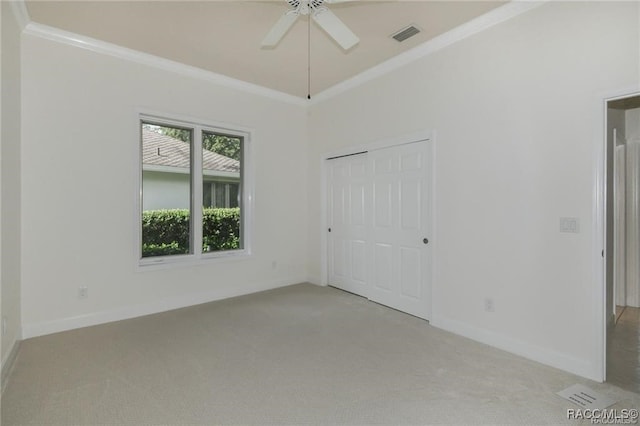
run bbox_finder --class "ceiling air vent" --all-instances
[391,25,421,42]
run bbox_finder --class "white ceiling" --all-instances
[25,1,506,99]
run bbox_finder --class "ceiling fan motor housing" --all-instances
[287,0,326,15]
[263,0,359,51]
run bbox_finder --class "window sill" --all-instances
[136,250,252,272]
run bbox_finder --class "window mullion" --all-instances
[192,126,204,257]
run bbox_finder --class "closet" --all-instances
[326,139,433,320]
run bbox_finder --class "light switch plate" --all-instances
[560,217,579,233]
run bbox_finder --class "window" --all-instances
[139,115,250,265]
[203,182,239,208]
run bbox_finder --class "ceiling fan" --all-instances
[261,0,359,51]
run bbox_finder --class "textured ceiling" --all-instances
[26,1,506,98]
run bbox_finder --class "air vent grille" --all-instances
[391,25,421,42]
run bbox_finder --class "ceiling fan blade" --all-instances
[261,12,299,48]
[312,8,359,50]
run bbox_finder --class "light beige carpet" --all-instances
[2,283,639,425]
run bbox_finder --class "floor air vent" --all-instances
[391,25,421,42]
[557,384,617,410]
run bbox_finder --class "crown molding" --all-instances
[9,0,30,31]
[22,22,307,107]
[310,0,548,104]
[18,0,546,107]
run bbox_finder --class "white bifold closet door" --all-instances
[327,140,432,320]
[327,153,370,297]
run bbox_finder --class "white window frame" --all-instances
[136,112,253,270]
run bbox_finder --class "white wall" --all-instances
[1,1,23,375]
[308,1,639,380]
[20,34,309,337]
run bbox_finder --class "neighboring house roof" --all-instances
[142,128,239,173]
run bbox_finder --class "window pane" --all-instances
[203,182,212,207]
[229,183,239,208]
[202,132,242,253]
[141,123,193,258]
[214,183,225,208]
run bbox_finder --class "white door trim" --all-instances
[319,129,434,288]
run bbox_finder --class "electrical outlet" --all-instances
[484,298,495,313]
[271,261,278,270]
[78,286,88,299]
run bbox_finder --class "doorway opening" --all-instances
[605,93,640,393]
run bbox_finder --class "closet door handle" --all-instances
[423,238,429,244]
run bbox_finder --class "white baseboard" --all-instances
[22,277,307,339]
[431,314,599,381]
[1,339,21,394]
